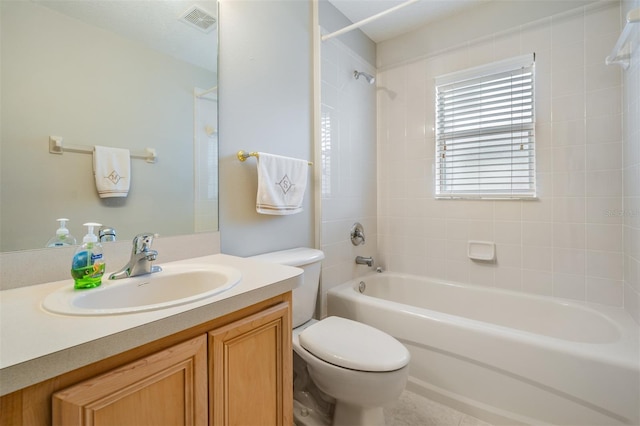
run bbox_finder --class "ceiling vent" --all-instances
[179,5,217,33]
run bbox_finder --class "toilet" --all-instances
[251,247,409,426]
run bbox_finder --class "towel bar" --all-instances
[236,150,312,165]
[49,136,157,163]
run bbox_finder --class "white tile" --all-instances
[552,145,585,172]
[446,219,469,241]
[586,250,624,280]
[522,270,553,296]
[552,119,585,147]
[494,201,521,221]
[586,62,622,93]
[586,170,622,197]
[469,261,496,287]
[493,32,521,59]
[552,66,584,98]
[522,245,552,271]
[521,18,551,53]
[553,197,585,223]
[586,277,623,306]
[522,221,553,247]
[624,283,640,325]
[494,221,521,245]
[468,220,494,241]
[586,197,623,224]
[553,171,586,197]
[584,2,621,41]
[446,239,469,262]
[551,93,585,122]
[446,259,470,283]
[552,12,584,47]
[496,243,522,268]
[586,224,623,252]
[370,0,629,311]
[553,273,586,301]
[553,223,586,249]
[553,248,586,275]
[586,86,622,118]
[494,267,522,291]
[522,198,553,221]
[586,142,622,171]
[586,114,622,145]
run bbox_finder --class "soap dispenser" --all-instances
[71,222,105,289]
[46,218,77,247]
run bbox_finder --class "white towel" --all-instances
[93,145,131,198]
[256,152,308,215]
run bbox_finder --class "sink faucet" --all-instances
[109,233,162,280]
[355,256,374,267]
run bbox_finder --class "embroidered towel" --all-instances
[93,145,131,198]
[256,152,308,215]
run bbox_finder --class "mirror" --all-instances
[0,0,218,252]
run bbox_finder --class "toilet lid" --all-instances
[298,316,409,372]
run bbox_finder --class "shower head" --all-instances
[354,70,375,85]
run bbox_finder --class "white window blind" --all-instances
[435,54,536,199]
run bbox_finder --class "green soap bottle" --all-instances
[71,222,105,289]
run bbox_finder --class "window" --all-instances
[435,54,536,199]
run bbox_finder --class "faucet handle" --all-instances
[133,233,156,253]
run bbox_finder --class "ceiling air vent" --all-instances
[179,5,217,33]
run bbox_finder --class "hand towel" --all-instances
[256,152,308,215]
[93,145,131,198]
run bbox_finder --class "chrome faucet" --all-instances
[109,233,162,280]
[355,256,374,267]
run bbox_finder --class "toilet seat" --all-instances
[298,316,409,372]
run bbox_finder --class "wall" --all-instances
[0,1,216,251]
[317,3,377,317]
[377,1,628,309]
[623,0,640,323]
[218,0,314,257]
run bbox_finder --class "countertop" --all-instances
[0,253,302,396]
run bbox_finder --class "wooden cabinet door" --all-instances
[209,301,292,426]
[52,335,208,426]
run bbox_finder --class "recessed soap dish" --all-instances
[468,240,495,261]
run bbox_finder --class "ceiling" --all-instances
[35,0,485,66]
[34,0,218,71]
[327,0,487,43]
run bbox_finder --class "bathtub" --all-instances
[327,272,640,426]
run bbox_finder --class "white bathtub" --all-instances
[327,272,640,426]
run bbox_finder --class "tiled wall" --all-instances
[377,2,628,309]
[623,0,640,323]
[319,34,377,317]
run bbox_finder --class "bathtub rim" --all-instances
[328,271,640,373]
[327,271,640,424]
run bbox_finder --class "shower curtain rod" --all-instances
[195,86,217,97]
[321,0,419,41]
[605,7,639,69]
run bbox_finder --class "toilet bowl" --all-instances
[251,248,410,426]
[293,317,409,426]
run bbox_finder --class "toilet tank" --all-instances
[250,248,325,328]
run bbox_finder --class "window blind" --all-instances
[435,54,536,199]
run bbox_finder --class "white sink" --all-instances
[42,263,242,316]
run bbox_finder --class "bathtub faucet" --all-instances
[355,256,374,267]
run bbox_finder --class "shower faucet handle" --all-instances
[350,222,366,246]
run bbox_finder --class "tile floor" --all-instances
[384,390,493,426]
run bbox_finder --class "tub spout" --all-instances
[355,256,374,267]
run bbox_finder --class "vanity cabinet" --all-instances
[0,293,293,426]
[209,302,291,425]
[53,335,208,425]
